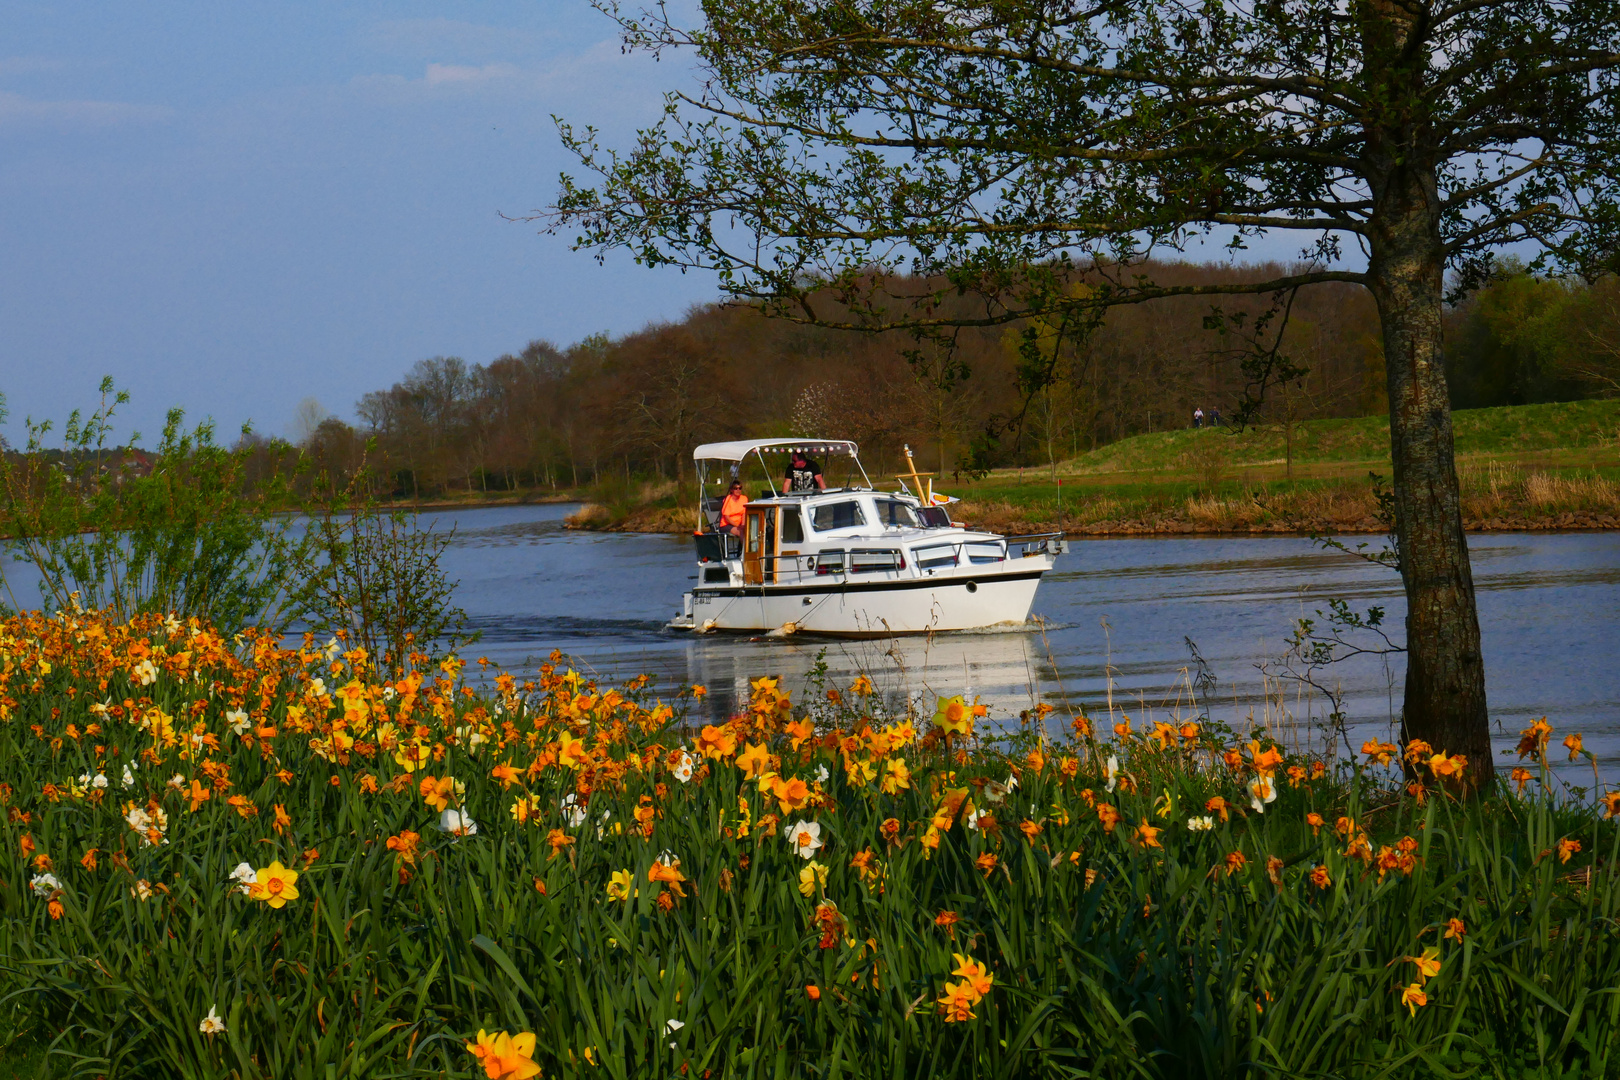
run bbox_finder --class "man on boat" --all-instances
[719,480,748,536]
[782,450,825,494]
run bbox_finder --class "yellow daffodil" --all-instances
[606,869,634,901]
[932,695,972,736]
[249,861,300,909]
[798,861,828,897]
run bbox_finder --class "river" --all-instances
[434,504,1620,771]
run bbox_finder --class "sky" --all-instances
[0,1,721,443]
[0,1,1330,449]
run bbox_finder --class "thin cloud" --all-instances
[0,56,72,78]
[363,19,555,61]
[424,62,522,87]
[0,90,170,127]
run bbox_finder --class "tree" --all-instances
[550,0,1620,787]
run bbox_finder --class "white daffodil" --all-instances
[785,820,824,859]
[1104,755,1120,793]
[560,793,588,828]
[814,764,830,784]
[439,809,478,837]
[225,709,249,735]
[198,1005,225,1035]
[1249,776,1278,814]
[229,862,257,894]
[167,774,186,790]
[133,659,158,686]
[1186,816,1215,832]
[671,749,695,784]
[964,808,987,831]
[29,873,61,896]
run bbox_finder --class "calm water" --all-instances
[430,504,1620,770]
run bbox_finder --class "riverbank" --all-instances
[564,400,1620,536]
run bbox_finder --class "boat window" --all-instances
[917,505,952,528]
[965,542,1005,564]
[811,500,866,531]
[814,551,845,574]
[913,544,958,569]
[850,549,904,573]
[780,506,805,544]
[873,499,920,527]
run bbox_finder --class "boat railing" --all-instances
[1004,532,1070,557]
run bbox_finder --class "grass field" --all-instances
[942,399,1620,534]
[577,399,1620,534]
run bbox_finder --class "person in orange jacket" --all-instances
[718,480,748,537]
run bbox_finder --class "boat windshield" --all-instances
[872,498,920,528]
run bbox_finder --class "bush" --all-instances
[0,380,314,636]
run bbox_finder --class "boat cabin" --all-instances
[691,439,1029,589]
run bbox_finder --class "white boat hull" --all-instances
[675,558,1052,635]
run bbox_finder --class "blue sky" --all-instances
[1,1,719,443]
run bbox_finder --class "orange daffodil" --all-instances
[465,1029,541,1080]
[938,953,995,1022]
[1398,946,1443,1017]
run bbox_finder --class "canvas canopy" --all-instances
[692,438,858,462]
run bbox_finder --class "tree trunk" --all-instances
[1366,161,1494,788]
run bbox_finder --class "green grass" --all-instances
[937,400,1620,529]
[0,1038,50,1079]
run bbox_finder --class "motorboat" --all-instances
[667,438,1067,636]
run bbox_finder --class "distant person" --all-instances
[1211,406,1222,427]
[783,450,825,493]
[718,480,748,536]
[1193,407,1205,429]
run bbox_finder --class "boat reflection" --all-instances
[682,624,1061,723]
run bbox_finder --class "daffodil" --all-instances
[798,861,828,896]
[785,819,824,859]
[249,861,300,909]
[606,869,634,901]
[1248,775,1277,814]
[1407,946,1441,982]
[933,695,972,735]
[439,808,478,837]
[735,741,772,779]
[465,1029,541,1080]
[198,1005,225,1034]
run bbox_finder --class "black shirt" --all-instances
[785,458,821,492]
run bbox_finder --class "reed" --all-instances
[0,608,1614,1079]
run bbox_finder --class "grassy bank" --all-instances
[571,399,1620,535]
[1,608,1619,1077]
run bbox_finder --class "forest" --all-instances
[294,261,1620,498]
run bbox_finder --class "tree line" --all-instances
[288,262,1611,498]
